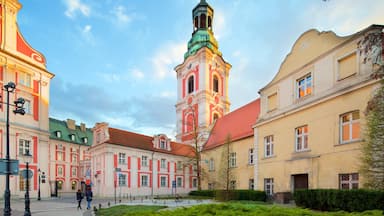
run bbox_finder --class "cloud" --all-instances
[151,42,186,79]
[80,24,95,44]
[131,68,145,79]
[64,0,90,19]
[111,5,132,24]
[213,9,226,39]
[50,77,176,138]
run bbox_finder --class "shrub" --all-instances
[294,189,384,212]
[188,190,215,197]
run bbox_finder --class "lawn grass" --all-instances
[96,203,384,216]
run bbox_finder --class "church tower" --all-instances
[175,0,231,144]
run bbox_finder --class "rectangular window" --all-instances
[230,180,236,190]
[119,174,126,186]
[264,178,274,195]
[177,161,183,170]
[295,125,308,152]
[57,151,64,161]
[297,74,312,98]
[192,178,197,188]
[160,159,166,169]
[229,152,236,168]
[18,72,32,87]
[208,183,215,190]
[72,154,77,163]
[160,176,167,187]
[58,166,63,176]
[119,153,126,164]
[19,139,31,155]
[339,173,359,189]
[338,53,357,80]
[160,140,166,149]
[141,175,148,187]
[264,135,274,157]
[340,111,360,144]
[209,158,215,171]
[249,179,254,190]
[177,177,183,187]
[72,167,77,176]
[142,156,148,167]
[24,100,31,115]
[267,93,277,111]
[249,148,254,164]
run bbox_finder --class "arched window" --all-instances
[58,180,63,190]
[186,114,195,132]
[213,75,219,93]
[72,181,77,190]
[194,16,198,30]
[213,113,219,122]
[188,76,194,94]
[208,16,212,30]
[200,14,206,29]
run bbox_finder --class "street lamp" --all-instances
[38,169,41,200]
[23,149,32,216]
[3,81,25,216]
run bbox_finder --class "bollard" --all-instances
[119,199,121,203]
[93,206,98,212]
[99,203,102,210]
[108,201,110,207]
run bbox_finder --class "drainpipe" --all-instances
[151,151,154,200]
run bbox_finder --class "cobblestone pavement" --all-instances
[0,196,215,216]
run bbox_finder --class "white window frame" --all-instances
[177,161,183,171]
[192,178,198,188]
[264,178,274,195]
[249,179,254,190]
[72,167,77,176]
[119,174,127,186]
[340,111,360,144]
[187,75,195,94]
[160,159,166,169]
[339,173,359,189]
[209,158,215,171]
[141,175,148,187]
[160,140,166,149]
[18,72,32,87]
[142,156,148,167]
[160,176,167,187]
[119,153,126,164]
[177,177,183,188]
[295,125,308,152]
[230,180,236,189]
[264,135,274,157]
[249,148,254,164]
[23,99,32,115]
[19,139,31,156]
[57,166,63,176]
[229,152,236,168]
[296,73,312,99]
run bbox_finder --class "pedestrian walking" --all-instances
[76,189,83,210]
[85,187,93,210]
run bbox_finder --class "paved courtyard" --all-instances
[0,196,215,216]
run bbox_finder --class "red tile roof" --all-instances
[107,127,195,157]
[203,98,260,151]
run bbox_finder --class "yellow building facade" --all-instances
[254,25,383,196]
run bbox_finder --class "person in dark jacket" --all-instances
[76,189,83,210]
[85,187,93,210]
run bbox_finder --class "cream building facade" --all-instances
[254,25,383,196]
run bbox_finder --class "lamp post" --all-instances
[23,149,32,216]
[3,81,25,216]
[38,169,41,201]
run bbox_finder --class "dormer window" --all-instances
[160,140,166,149]
[82,137,88,144]
[69,134,75,141]
[55,131,62,138]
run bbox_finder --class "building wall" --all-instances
[89,144,197,197]
[254,26,383,194]
[202,136,254,190]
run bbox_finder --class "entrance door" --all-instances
[292,174,308,190]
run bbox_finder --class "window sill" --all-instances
[293,149,311,154]
[262,155,276,160]
[335,139,362,146]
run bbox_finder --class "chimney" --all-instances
[66,119,76,130]
[80,123,86,132]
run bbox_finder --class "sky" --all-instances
[16,0,384,139]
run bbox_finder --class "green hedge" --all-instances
[189,190,266,201]
[188,190,215,197]
[294,189,384,212]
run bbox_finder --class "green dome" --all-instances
[184,29,222,59]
